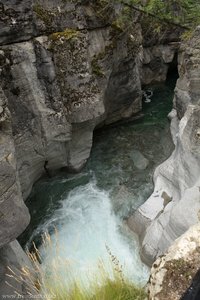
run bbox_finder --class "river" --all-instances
[19,77,176,289]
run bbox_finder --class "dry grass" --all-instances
[6,233,146,300]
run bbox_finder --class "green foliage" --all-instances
[39,246,146,299]
[46,276,146,300]
[48,29,79,52]
[125,0,200,28]
[49,29,78,42]
[181,29,194,40]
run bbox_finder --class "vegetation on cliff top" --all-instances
[121,0,200,29]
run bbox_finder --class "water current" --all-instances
[20,77,176,288]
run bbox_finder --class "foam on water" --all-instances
[36,181,149,287]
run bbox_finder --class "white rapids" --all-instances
[36,181,149,288]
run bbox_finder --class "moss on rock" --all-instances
[49,29,79,42]
[91,55,105,77]
[33,3,54,27]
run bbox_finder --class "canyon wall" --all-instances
[129,26,200,266]
[0,0,180,297]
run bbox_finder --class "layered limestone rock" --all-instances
[0,2,145,295]
[0,87,31,298]
[147,223,200,300]
[1,42,71,198]
[129,27,200,266]
[0,87,30,247]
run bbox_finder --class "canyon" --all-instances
[0,0,200,299]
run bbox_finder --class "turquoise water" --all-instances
[19,79,175,286]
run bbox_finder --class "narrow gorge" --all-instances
[0,1,200,299]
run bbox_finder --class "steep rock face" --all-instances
[0,87,30,247]
[0,240,37,300]
[1,42,71,198]
[0,1,144,195]
[147,223,200,300]
[129,27,200,266]
[0,87,31,298]
[140,13,182,85]
[142,44,178,85]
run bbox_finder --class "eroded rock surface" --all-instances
[142,44,178,85]
[130,26,200,266]
[0,87,30,247]
[0,86,31,298]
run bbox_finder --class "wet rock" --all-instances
[130,150,149,170]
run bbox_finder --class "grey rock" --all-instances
[0,0,33,46]
[130,27,200,266]
[148,223,200,300]
[68,122,95,172]
[0,3,145,196]
[0,87,30,248]
[1,41,71,198]
[0,240,38,299]
[142,44,179,85]
[130,150,149,170]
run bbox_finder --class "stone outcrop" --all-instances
[147,223,200,300]
[142,44,178,85]
[1,41,71,199]
[0,240,37,300]
[129,26,200,266]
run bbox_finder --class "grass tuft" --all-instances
[6,233,146,300]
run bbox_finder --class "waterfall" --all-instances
[30,180,149,288]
